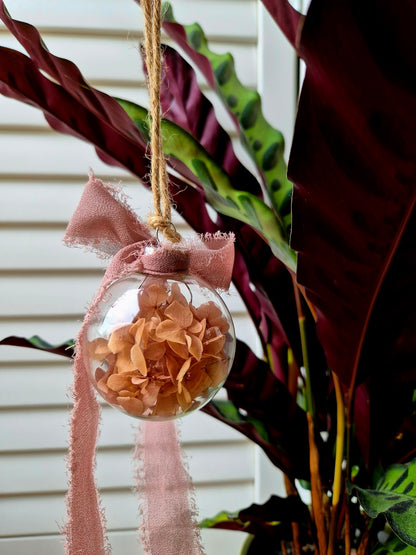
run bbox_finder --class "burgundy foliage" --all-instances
[287,0,416,389]
[0,336,75,358]
[204,340,310,479]
[265,0,416,468]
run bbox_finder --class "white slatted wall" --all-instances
[0,1,297,553]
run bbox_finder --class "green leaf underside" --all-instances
[351,459,416,547]
[163,2,293,234]
[372,535,416,554]
[212,400,269,443]
[115,97,296,271]
[200,495,309,535]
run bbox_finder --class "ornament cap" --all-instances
[142,245,190,275]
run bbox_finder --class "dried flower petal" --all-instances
[155,320,186,344]
[186,334,203,361]
[131,343,148,376]
[108,324,133,354]
[206,359,228,387]
[177,357,193,383]
[168,340,189,359]
[166,353,180,381]
[141,381,161,407]
[164,300,193,328]
[154,394,180,417]
[117,396,144,416]
[129,318,146,343]
[177,384,192,410]
[168,282,188,306]
[187,318,203,334]
[138,283,168,311]
[187,369,212,397]
[115,346,137,374]
[144,341,166,361]
[203,333,226,355]
[107,374,133,392]
[87,338,111,361]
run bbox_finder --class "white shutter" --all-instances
[0,0,296,552]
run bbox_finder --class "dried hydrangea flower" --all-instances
[88,281,232,418]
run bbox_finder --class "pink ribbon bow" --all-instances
[63,173,234,554]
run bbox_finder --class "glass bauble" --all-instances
[85,272,235,420]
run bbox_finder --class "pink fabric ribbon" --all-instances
[63,173,234,554]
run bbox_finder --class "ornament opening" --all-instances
[85,272,235,420]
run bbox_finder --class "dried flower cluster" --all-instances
[87,282,231,418]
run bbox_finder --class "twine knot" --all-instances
[148,214,181,243]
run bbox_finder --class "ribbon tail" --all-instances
[136,421,205,555]
[63,336,109,555]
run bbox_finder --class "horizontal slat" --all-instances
[0,442,253,495]
[0,33,257,85]
[0,482,253,536]
[0,362,73,407]
[0,529,247,555]
[0,133,131,177]
[0,229,107,270]
[0,179,200,228]
[2,0,257,40]
[0,274,247,315]
[0,406,244,452]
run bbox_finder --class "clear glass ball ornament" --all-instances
[85,272,235,420]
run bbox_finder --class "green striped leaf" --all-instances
[162,2,293,235]
[350,459,416,547]
[115,97,296,271]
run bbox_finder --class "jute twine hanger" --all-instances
[141,0,182,243]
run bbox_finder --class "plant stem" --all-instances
[327,372,345,555]
[292,276,328,550]
[307,412,327,554]
[283,475,302,555]
[292,275,314,418]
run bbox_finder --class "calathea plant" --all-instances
[1,0,416,552]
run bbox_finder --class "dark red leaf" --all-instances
[0,1,143,144]
[0,335,74,358]
[285,0,416,394]
[0,46,149,180]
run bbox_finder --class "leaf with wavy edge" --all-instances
[115,97,296,271]
[158,45,262,198]
[162,2,293,234]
